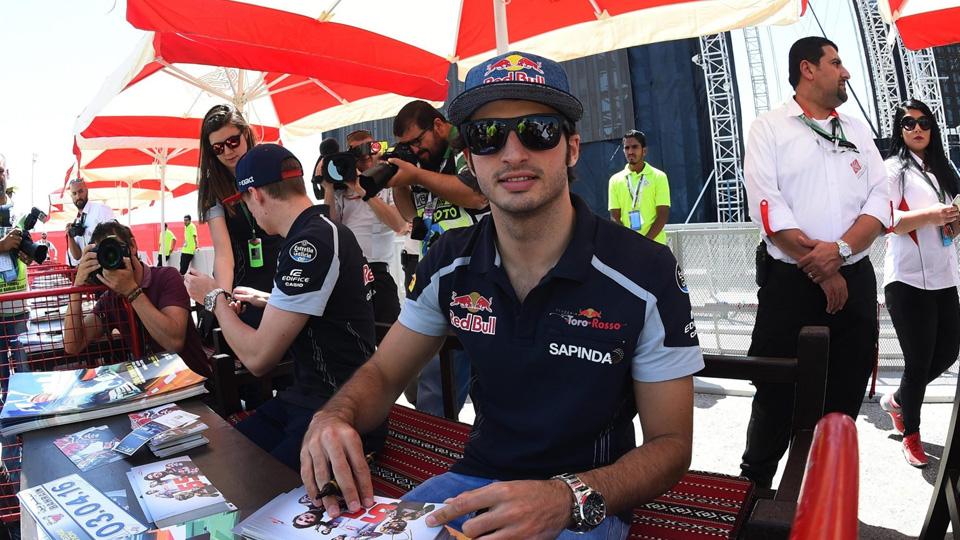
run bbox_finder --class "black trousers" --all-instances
[741,258,878,487]
[179,253,194,275]
[156,254,165,267]
[369,262,401,324]
[885,281,960,435]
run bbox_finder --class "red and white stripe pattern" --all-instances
[879,0,960,50]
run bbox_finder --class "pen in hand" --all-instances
[315,452,377,500]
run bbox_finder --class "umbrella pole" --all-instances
[160,156,167,266]
[493,0,509,53]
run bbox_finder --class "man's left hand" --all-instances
[426,480,571,539]
[386,158,420,188]
[797,237,842,281]
[97,258,138,297]
[184,269,217,304]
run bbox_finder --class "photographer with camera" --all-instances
[63,221,209,377]
[65,178,115,266]
[387,102,490,416]
[319,130,407,324]
[0,154,29,383]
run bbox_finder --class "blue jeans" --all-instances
[416,349,471,418]
[402,472,629,539]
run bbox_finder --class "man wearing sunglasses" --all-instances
[741,36,889,489]
[301,51,703,540]
[65,178,115,267]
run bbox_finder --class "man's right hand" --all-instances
[0,228,21,252]
[819,272,848,315]
[73,245,100,286]
[299,411,373,518]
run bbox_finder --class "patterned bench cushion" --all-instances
[372,405,755,540]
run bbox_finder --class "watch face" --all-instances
[580,492,606,527]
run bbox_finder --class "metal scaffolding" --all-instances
[743,27,771,116]
[900,46,951,151]
[852,0,902,137]
[698,33,745,223]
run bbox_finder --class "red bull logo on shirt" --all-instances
[449,291,494,314]
[482,54,546,85]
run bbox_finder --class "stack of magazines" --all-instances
[127,456,236,529]
[233,487,452,539]
[129,404,210,458]
[0,352,206,436]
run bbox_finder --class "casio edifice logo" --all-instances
[289,240,317,263]
[549,343,624,365]
[281,268,310,288]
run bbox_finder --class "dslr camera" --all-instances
[68,213,87,238]
[87,236,131,285]
[0,206,49,265]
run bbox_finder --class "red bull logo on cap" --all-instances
[483,54,546,85]
[449,291,494,314]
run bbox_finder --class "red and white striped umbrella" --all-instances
[879,0,960,50]
[127,0,807,84]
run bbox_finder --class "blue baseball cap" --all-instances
[224,144,303,204]
[447,51,583,126]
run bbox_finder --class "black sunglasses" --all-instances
[211,134,243,155]
[461,115,567,156]
[901,116,932,132]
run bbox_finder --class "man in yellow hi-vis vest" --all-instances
[608,130,671,245]
[158,224,177,267]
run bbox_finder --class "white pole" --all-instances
[493,0,509,54]
[127,182,132,227]
[30,153,37,210]
[160,155,167,266]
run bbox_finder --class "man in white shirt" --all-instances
[324,130,407,323]
[65,179,115,266]
[741,36,889,488]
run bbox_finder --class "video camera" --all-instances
[0,206,49,265]
[312,138,419,201]
[87,236,131,285]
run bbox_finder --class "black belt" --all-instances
[770,256,871,275]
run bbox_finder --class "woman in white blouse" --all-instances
[882,99,960,468]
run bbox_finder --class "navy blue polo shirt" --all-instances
[268,205,377,410]
[399,194,703,480]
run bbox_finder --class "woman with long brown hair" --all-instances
[196,104,282,327]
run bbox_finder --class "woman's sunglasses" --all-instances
[461,115,567,156]
[901,116,932,132]
[211,134,243,155]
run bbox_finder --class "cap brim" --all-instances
[448,82,583,126]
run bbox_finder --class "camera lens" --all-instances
[96,237,128,270]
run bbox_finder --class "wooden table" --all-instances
[19,398,300,539]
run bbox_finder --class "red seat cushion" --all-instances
[371,405,754,540]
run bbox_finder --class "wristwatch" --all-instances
[552,473,606,533]
[836,240,853,263]
[204,288,228,312]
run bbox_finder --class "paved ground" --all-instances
[423,374,957,539]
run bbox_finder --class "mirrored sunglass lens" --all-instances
[466,120,508,155]
[517,117,562,150]
[902,117,918,130]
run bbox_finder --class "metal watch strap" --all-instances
[204,288,226,311]
[552,472,596,532]
[836,239,852,262]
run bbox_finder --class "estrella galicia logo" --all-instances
[675,263,688,294]
[289,240,317,263]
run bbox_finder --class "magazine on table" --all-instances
[233,486,450,539]
[36,509,239,540]
[53,425,124,472]
[18,473,148,540]
[129,403,209,450]
[0,352,206,436]
[127,456,236,529]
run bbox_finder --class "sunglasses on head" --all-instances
[211,134,243,155]
[461,115,567,156]
[901,116,932,132]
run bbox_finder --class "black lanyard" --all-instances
[908,156,945,203]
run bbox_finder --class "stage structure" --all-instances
[698,33,746,223]
[743,27,772,117]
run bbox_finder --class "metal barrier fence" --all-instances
[0,284,141,523]
[666,222,932,369]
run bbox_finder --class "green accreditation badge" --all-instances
[248,238,264,268]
